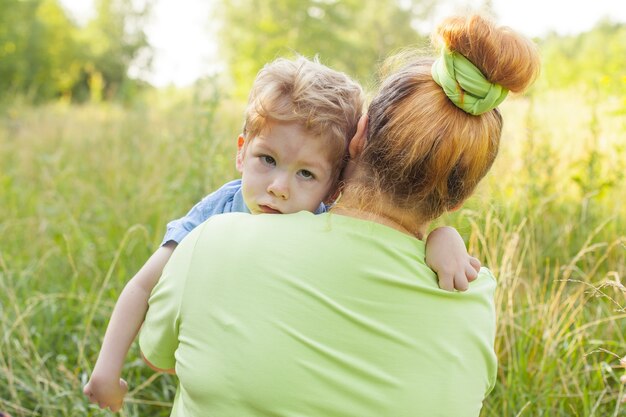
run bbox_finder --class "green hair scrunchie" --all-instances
[431,49,508,116]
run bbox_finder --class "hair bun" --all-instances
[432,14,540,93]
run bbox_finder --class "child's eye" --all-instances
[298,169,315,180]
[260,155,276,166]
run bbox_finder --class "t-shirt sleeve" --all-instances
[139,223,204,370]
[161,180,243,246]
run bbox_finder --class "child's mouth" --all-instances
[259,205,282,214]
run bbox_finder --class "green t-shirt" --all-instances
[140,211,497,417]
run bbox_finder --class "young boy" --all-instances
[83,56,480,411]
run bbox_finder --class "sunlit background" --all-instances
[57,0,626,87]
[1,1,625,416]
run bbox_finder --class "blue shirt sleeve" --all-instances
[161,179,249,246]
[316,203,329,214]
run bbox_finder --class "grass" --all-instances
[0,85,625,416]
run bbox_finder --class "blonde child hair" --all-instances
[243,56,364,176]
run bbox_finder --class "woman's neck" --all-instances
[331,188,428,240]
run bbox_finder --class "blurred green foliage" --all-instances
[2,0,626,106]
[215,1,626,101]
[538,19,626,96]
[215,0,436,97]
[0,0,151,103]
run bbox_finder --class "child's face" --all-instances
[236,121,336,214]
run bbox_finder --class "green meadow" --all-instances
[1,84,625,416]
[2,1,626,414]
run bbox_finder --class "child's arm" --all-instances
[425,226,481,291]
[83,180,245,410]
[83,242,176,412]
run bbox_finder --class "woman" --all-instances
[139,14,540,416]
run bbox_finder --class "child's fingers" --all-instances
[465,263,478,282]
[438,273,455,292]
[469,257,481,272]
[110,401,123,412]
[83,386,97,404]
[454,272,469,292]
[107,379,128,412]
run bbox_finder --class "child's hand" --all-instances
[425,226,481,291]
[83,374,128,412]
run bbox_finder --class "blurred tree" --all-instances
[0,0,152,103]
[0,0,84,101]
[215,0,435,97]
[79,0,153,101]
[0,0,27,95]
[35,0,84,100]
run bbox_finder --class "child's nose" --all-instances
[267,175,289,200]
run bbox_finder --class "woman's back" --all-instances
[140,211,496,417]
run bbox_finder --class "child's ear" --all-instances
[235,134,245,172]
[348,114,368,159]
